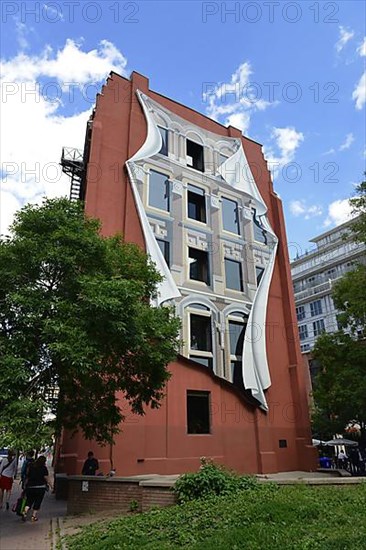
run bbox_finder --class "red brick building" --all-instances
[58,71,317,476]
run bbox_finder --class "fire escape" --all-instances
[60,147,85,201]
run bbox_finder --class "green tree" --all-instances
[0,198,180,446]
[312,178,366,443]
[312,332,366,444]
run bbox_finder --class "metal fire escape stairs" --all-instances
[60,147,85,201]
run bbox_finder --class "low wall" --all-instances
[67,476,177,515]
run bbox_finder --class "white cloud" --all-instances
[1,39,127,84]
[323,199,355,227]
[0,39,128,236]
[352,71,366,110]
[289,200,322,219]
[264,126,304,174]
[204,61,277,133]
[335,26,355,53]
[339,133,354,151]
[357,37,366,57]
[352,36,366,110]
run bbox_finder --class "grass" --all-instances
[66,484,366,550]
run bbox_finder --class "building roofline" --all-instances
[109,70,264,148]
[309,216,356,244]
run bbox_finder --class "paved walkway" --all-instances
[0,481,66,550]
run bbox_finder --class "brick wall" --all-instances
[67,478,142,515]
[141,485,177,512]
[67,476,177,515]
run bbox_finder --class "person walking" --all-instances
[21,450,35,489]
[0,450,17,510]
[22,455,53,522]
[82,451,99,476]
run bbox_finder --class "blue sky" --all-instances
[1,1,365,255]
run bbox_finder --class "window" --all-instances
[252,209,267,244]
[222,197,240,234]
[158,126,168,156]
[156,238,170,267]
[187,391,210,434]
[190,314,212,352]
[310,300,322,317]
[227,312,247,384]
[186,139,204,172]
[298,324,308,341]
[301,343,310,352]
[187,184,206,223]
[255,266,265,286]
[296,306,305,321]
[225,259,243,291]
[189,248,210,284]
[189,307,213,368]
[148,170,170,211]
[313,319,325,337]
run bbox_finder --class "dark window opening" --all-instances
[298,325,308,341]
[225,259,243,291]
[296,306,305,321]
[190,356,213,369]
[222,197,240,234]
[313,319,325,337]
[156,239,170,267]
[187,391,210,434]
[189,248,210,284]
[149,170,170,211]
[253,209,267,244]
[279,439,287,448]
[228,321,246,356]
[230,360,243,386]
[187,139,204,172]
[188,184,206,223]
[310,300,322,317]
[255,266,265,286]
[190,314,212,352]
[158,127,168,156]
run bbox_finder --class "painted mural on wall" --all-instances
[126,91,278,412]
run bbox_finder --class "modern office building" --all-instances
[291,218,365,355]
[58,71,317,476]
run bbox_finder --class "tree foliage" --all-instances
[349,177,366,244]
[312,332,366,444]
[0,198,180,446]
[312,178,366,444]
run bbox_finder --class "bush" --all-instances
[173,457,259,503]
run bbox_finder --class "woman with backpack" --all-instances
[22,455,53,522]
[0,450,17,510]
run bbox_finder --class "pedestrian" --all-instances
[337,449,347,469]
[22,455,53,522]
[0,450,17,510]
[21,450,35,489]
[82,451,99,476]
[349,447,360,475]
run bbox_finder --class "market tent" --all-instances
[324,438,358,446]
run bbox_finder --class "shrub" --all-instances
[173,457,259,503]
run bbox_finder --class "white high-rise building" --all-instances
[291,217,365,353]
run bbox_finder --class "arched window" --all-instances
[186,303,213,369]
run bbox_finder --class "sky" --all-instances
[0,0,365,256]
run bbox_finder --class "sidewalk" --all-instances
[0,481,66,550]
